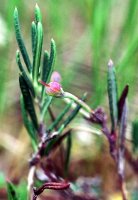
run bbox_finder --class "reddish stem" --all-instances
[39,80,50,87]
[33,182,70,200]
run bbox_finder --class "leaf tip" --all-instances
[35,3,38,8]
[108,59,114,68]
[14,7,18,12]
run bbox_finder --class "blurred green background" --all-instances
[0,0,138,198]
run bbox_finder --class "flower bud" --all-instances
[51,71,61,83]
[39,80,63,97]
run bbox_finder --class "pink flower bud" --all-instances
[39,80,63,96]
[51,71,61,82]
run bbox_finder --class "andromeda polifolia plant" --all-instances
[5,4,138,200]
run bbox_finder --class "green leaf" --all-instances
[14,7,31,73]
[41,51,50,100]
[19,75,38,130]
[35,4,42,23]
[41,51,50,82]
[20,95,37,150]
[47,101,73,132]
[48,39,56,82]
[132,120,138,153]
[40,40,56,102]
[31,21,37,56]
[7,181,19,200]
[32,22,43,84]
[16,51,35,97]
[45,94,86,154]
[64,132,72,175]
[40,96,53,122]
[107,60,118,132]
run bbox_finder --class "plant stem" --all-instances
[63,92,93,114]
[27,166,36,200]
[119,175,128,200]
[63,97,90,118]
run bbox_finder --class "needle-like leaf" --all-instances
[32,22,43,84]
[47,101,73,132]
[14,8,31,73]
[19,75,38,130]
[35,4,42,23]
[16,51,35,97]
[31,21,37,56]
[107,60,118,132]
[20,95,37,149]
[118,85,129,122]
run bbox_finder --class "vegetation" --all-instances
[0,1,138,199]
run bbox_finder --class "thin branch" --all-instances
[27,166,36,200]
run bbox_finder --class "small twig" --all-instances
[119,175,128,200]
[29,132,58,166]
[27,166,36,200]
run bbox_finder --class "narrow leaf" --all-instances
[118,84,129,122]
[16,51,35,97]
[7,181,19,200]
[47,39,56,82]
[41,51,49,82]
[118,101,127,178]
[31,21,37,56]
[132,120,138,153]
[107,60,118,132]
[41,51,50,100]
[47,101,73,132]
[14,8,31,73]
[40,96,53,122]
[20,95,37,149]
[19,75,38,130]
[65,132,72,175]
[45,94,86,154]
[32,22,43,84]
[35,4,42,23]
